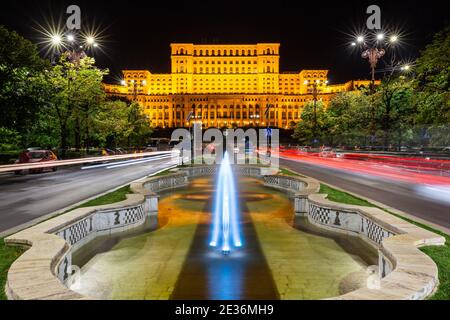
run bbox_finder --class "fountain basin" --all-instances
[4,165,445,300]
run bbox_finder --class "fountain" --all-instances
[209,152,242,254]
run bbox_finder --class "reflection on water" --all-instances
[71,176,376,300]
[207,252,244,300]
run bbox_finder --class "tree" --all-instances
[94,100,130,148]
[293,101,331,145]
[0,26,50,146]
[93,100,153,149]
[414,26,450,126]
[43,55,108,157]
[126,102,154,147]
[373,78,414,149]
[327,91,372,147]
[0,127,21,151]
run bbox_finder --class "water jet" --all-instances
[209,152,242,254]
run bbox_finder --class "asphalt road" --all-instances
[0,156,177,234]
[1,155,448,235]
[280,158,450,231]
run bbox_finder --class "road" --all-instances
[280,157,450,231]
[0,156,177,234]
[1,154,449,236]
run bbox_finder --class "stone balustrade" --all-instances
[182,164,276,178]
[3,166,446,300]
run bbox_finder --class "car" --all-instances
[443,147,450,153]
[14,150,58,175]
[319,147,336,158]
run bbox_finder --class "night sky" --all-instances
[1,0,448,84]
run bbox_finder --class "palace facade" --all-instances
[104,43,375,129]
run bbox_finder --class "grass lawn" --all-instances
[72,185,132,209]
[319,183,450,300]
[0,239,25,300]
[279,167,304,177]
[319,184,374,207]
[152,168,177,177]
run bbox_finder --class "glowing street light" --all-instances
[67,34,75,42]
[51,34,62,46]
[356,36,364,43]
[390,35,398,43]
[86,36,96,45]
[376,33,385,41]
[401,65,411,71]
[120,80,127,86]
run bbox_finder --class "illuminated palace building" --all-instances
[104,43,373,129]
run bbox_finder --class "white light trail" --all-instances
[0,151,174,173]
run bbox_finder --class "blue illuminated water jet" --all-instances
[209,152,242,254]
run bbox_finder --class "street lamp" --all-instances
[351,31,400,145]
[352,32,399,92]
[119,79,146,101]
[51,34,62,45]
[304,79,327,147]
[48,31,100,65]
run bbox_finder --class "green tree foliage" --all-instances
[94,101,153,148]
[40,55,109,156]
[0,127,21,151]
[372,78,414,148]
[414,26,450,126]
[327,91,371,146]
[293,101,331,145]
[0,26,50,145]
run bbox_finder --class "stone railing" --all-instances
[4,166,446,300]
[263,174,320,215]
[4,172,187,300]
[183,164,276,178]
[263,173,445,300]
[140,172,188,193]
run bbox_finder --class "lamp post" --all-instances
[49,31,99,66]
[351,32,399,144]
[304,79,327,147]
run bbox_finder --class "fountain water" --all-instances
[209,152,242,254]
